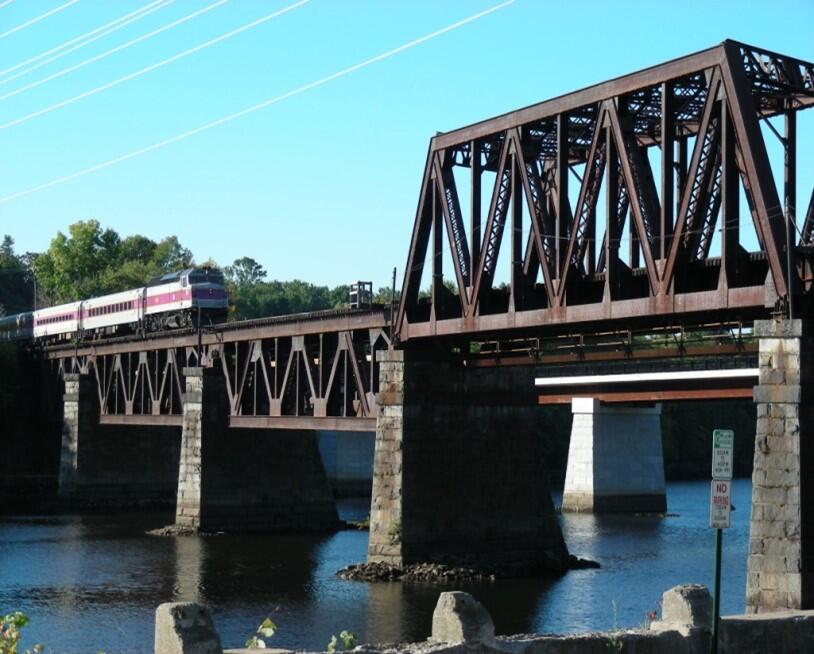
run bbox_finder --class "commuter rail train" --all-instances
[0,267,228,344]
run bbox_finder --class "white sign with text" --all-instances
[709,479,732,529]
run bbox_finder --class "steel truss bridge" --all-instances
[45,309,390,431]
[397,40,814,341]
[44,40,813,425]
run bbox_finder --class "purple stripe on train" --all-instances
[34,288,226,326]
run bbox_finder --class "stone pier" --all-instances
[175,367,338,532]
[747,319,814,612]
[561,398,666,513]
[59,372,180,503]
[368,350,568,573]
[58,373,93,498]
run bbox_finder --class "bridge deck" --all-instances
[43,307,389,358]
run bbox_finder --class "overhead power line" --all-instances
[0,0,173,85]
[0,0,516,205]
[0,1,15,12]
[0,0,309,129]
[0,0,79,41]
[0,0,229,103]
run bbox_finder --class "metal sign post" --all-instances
[709,429,734,654]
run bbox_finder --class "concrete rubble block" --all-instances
[155,602,222,654]
[650,584,712,635]
[431,591,496,646]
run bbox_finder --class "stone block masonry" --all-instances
[747,319,814,612]
[368,350,568,572]
[175,367,338,532]
[58,373,87,498]
[562,398,666,513]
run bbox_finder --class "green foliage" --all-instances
[1,612,44,654]
[32,220,194,304]
[245,617,277,649]
[372,285,399,305]
[0,236,35,316]
[225,257,267,287]
[224,257,349,320]
[327,630,356,653]
[606,600,623,651]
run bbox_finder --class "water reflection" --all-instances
[365,582,407,644]
[173,535,204,603]
[0,481,752,653]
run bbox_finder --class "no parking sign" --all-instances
[709,479,731,529]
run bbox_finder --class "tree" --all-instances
[118,235,156,264]
[222,255,351,321]
[33,221,196,304]
[373,285,400,305]
[32,221,118,302]
[0,236,34,315]
[225,257,267,287]
[0,235,14,259]
[152,236,193,272]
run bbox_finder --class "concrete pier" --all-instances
[175,367,338,532]
[368,350,568,572]
[747,319,814,612]
[561,398,666,513]
[317,430,375,497]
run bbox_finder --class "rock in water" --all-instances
[431,591,496,646]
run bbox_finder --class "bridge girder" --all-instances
[397,40,814,343]
[46,309,390,428]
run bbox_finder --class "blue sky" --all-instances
[0,0,812,288]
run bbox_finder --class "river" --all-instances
[0,479,751,653]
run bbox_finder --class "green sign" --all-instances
[712,429,734,480]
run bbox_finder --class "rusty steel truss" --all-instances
[46,309,390,431]
[397,40,814,342]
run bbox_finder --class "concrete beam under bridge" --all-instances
[561,398,666,514]
[536,366,758,404]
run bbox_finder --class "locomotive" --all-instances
[0,267,228,344]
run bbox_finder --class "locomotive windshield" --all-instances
[188,268,224,285]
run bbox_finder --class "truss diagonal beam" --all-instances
[471,137,511,307]
[434,154,471,311]
[607,102,660,292]
[557,104,608,301]
[721,41,788,297]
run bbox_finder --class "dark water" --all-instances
[1,480,751,654]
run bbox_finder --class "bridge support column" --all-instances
[175,367,338,532]
[747,319,814,612]
[368,350,568,573]
[58,373,95,498]
[562,398,666,513]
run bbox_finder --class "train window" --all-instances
[188,269,223,284]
